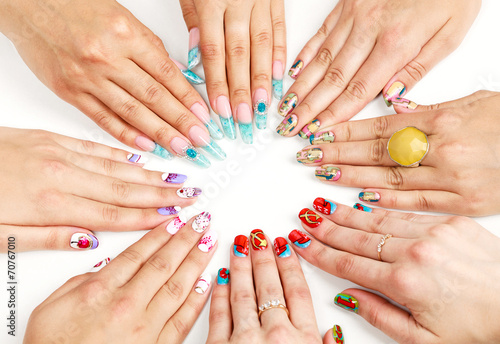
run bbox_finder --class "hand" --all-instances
[179,0,286,142]
[276,0,481,139]
[0,127,201,252]
[292,199,500,343]
[295,91,500,216]
[0,0,225,168]
[206,230,322,344]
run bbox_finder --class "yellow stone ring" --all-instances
[387,126,429,167]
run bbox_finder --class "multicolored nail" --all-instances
[297,148,323,164]
[334,293,359,313]
[288,230,311,248]
[353,203,373,213]
[194,272,211,294]
[310,131,335,144]
[172,58,205,85]
[288,60,304,79]
[272,61,284,100]
[157,206,181,216]
[162,173,187,184]
[274,237,291,258]
[250,229,268,250]
[166,214,187,235]
[192,212,211,233]
[127,153,148,164]
[198,229,217,252]
[188,27,200,70]
[177,187,202,198]
[233,235,249,257]
[171,137,211,168]
[278,93,298,117]
[190,103,223,140]
[90,258,111,272]
[315,165,341,181]
[359,191,380,203]
[254,88,269,130]
[299,119,320,139]
[313,197,337,215]
[384,81,406,106]
[276,114,298,136]
[392,97,418,110]
[217,268,230,285]
[152,143,174,160]
[299,208,323,228]
[332,325,344,343]
[70,233,99,250]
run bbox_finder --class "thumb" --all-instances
[323,325,344,344]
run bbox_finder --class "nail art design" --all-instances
[288,60,304,79]
[353,203,373,213]
[274,237,291,258]
[70,233,99,250]
[177,187,202,198]
[299,119,320,139]
[178,144,211,168]
[310,131,335,145]
[273,61,284,100]
[192,212,211,233]
[233,235,249,257]
[201,139,227,160]
[217,268,230,285]
[162,173,187,184]
[288,230,311,248]
[166,214,187,235]
[332,325,344,343]
[239,123,253,144]
[198,229,217,252]
[315,166,341,181]
[157,206,181,216]
[276,114,298,136]
[181,69,205,85]
[278,93,298,117]
[90,258,111,272]
[220,116,237,140]
[254,99,268,130]
[334,293,359,313]
[313,197,337,215]
[296,148,323,164]
[299,208,323,228]
[194,273,211,294]
[152,143,174,160]
[392,97,418,110]
[250,229,267,250]
[191,103,224,140]
[384,81,406,106]
[127,154,147,164]
[359,191,380,203]
[188,28,200,70]
[205,119,224,140]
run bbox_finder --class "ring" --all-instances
[377,234,392,261]
[258,299,290,319]
[387,126,429,167]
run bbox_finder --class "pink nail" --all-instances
[236,103,252,124]
[166,214,187,235]
[170,137,191,155]
[135,136,156,152]
[191,102,210,123]
[198,230,218,252]
[189,27,200,50]
[189,126,211,147]
[216,96,232,119]
[253,88,269,104]
[273,61,284,80]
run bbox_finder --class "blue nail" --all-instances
[181,146,211,168]
[181,69,205,85]
[152,143,173,160]
[205,119,224,140]
[272,79,283,100]
[220,116,236,140]
[353,203,373,213]
[239,122,253,144]
[201,139,227,160]
[188,46,200,70]
[254,100,268,130]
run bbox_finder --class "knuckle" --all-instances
[110,295,136,318]
[272,18,286,34]
[415,191,432,211]
[142,83,163,104]
[252,72,270,83]
[317,47,334,67]
[78,279,108,301]
[432,109,459,129]
[403,60,427,83]
[200,43,223,61]
[344,80,368,101]
[408,239,441,265]
[120,249,144,265]
[369,139,386,164]
[79,140,96,154]
[316,23,329,38]
[91,110,113,130]
[390,267,416,295]
[147,255,172,275]
[153,126,172,145]
[101,204,119,222]
[79,39,107,63]
[372,116,390,138]
[447,215,472,227]
[267,325,289,343]
[162,279,185,300]
[386,167,405,189]
[230,289,255,304]
[227,42,248,59]
[44,228,60,250]
[119,99,141,121]
[102,159,117,175]
[156,59,177,80]
[253,31,272,48]
[288,286,313,303]
[173,112,192,130]
[150,35,164,49]
[352,232,372,254]
[259,283,283,300]
[371,214,390,233]
[171,317,190,337]
[41,159,68,175]
[379,32,403,52]
[108,15,134,38]
[35,189,64,209]
[324,67,346,88]
[111,180,131,201]
[334,253,356,278]
[116,127,132,145]
[231,87,250,100]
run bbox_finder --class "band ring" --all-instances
[387,126,429,167]
[377,234,392,261]
[258,299,290,319]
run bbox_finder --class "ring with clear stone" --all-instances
[257,299,289,319]
[377,234,393,261]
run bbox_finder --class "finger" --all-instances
[206,271,232,343]
[370,207,455,224]
[323,325,344,344]
[270,0,286,100]
[179,0,202,69]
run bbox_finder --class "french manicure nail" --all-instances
[171,58,205,85]
[288,60,304,79]
[278,93,298,117]
[296,147,323,164]
[299,119,320,139]
[310,131,335,144]
[198,229,217,252]
[250,229,268,250]
[188,27,200,70]
[162,173,187,184]
[216,96,236,140]
[272,61,284,100]
[177,187,202,198]
[90,258,110,272]
[253,88,269,130]
[332,325,344,343]
[166,214,187,235]
[274,237,291,258]
[70,233,99,250]
[288,230,311,248]
[276,114,298,136]
[135,136,173,160]
[233,235,249,257]
[313,197,337,215]
[384,81,406,106]
[189,125,226,160]
[192,211,211,233]
[170,137,211,168]
[353,203,373,213]
[157,206,181,216]
[315,165,341,181]
[217,268,230,285]
[392,97,418,110]
[299,208,323,228]
[194,272,211,294]
[190,103,224,140]
[359,191,380,203]
[334,293,359,313]
[127,153,148,164]
[237,103,253,144]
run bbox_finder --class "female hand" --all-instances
[276,0,481,139]
[0,127,202,252]
[0,0,225,168]
[179,0,286,142]
[206,229,323,344]
[24,213,217,343]
[292,199,500,343]
[295,91,500,216]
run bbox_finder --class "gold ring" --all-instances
[377,234,392,261]
[387,126,429,167]
[258,299,289,319]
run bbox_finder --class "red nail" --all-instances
[298,208,323,228]
[250,229,268,250]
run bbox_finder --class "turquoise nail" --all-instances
[254,100,268,130]
[152,143,173,160]
[181,69,205,85]
[239,122,253,144]
[181,146,211,168]
[188,46,200,70]
[201,139,226,161]
[272,79,283,100]
[220,116,236,140]
[205,119,224,140]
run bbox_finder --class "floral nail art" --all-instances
[90,258,111,272]
[254,99,268,130]
[166,214,187,235]
[195,273,211,294]
[297,148,323,164]
[233,235,249,257]
[384,81,406,106]
[276,114,298,136]
[162,173,187,184]
[157,206,181,216]
[70,233,99,250]
[310,131,335,144]
[288,60,304,79]
[299,119,320,139]
[217,268,230,285]
[288,230,311,248]
[315,165,341,181]
[152,143,174,160]
[334,293,359,313]
[177,187,202,198]
[198,230,217,252]
[353,203,373,213]
[192,212,211,233]
[313,197,337,215]
[274,237,291,258]
[278,93,298,117]
[127,153,147,164]
[359,191,380,202]
[332,325,344,343]
[250,229,268,250]
[299,208,323,228]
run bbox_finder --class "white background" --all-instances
[1,0,500,343]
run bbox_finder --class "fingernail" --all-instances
[237,103,253,144]
[188,27,200,70]
[334,293,359,313]
[384,81,406,106]
[217,268,230,285]
[192,211,211,233]
[189,125,227,160]
[276,114,298,136]
[157,206,181,215]
[278,93,298,117]
[253,88,269,130]
[198,229,218,252]
[353,203,373,213]
[135,136,173,160]
[297,147,323,164]
[299,208,323,228]
[359,191,380,203]
[392,97,418,110]
[315,165,341,181]
[90,258,110,272]
[127,153,148,164]
[216,96,236,140]
[272,61,284,100]
[177,187,202,198]
[170,137,211,168]
[288,230,311,248]
[332,325,344,343]
[194,272,211,294]
[166,214,187,235]
[171,58,205,85]
[288,59,304,79]
[190,103,224,140]
[162,173,187,184]
[250,229,268,250]
[298,119,320,139]
[274,237,291,258]
[70,233,99,250]
[310,131,335,144]
[233,235,249,257]
[313,197,337,215]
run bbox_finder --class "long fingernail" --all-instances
[90,258,111,272]
[392,97,418,110]
[315,165,341,181]
[288,229,311,248]
[296,147,323,164]
[250,229,268,250]
[276,113,298,136]
[190,103,224,140]
[216,96,236,140]
[217,268,230,285]
[189,125,226,160]
[177,187,202,198]
[332,325,345,343]
[253,88,269,130]
[310,131,335,144]
[188,27,200,70]
[198,229,218,252]
[353,203,373,213]
[166,214,187,235]
[334,293,359,313]
[288,59,304,79]
[237,103,253,144]
[313,197,337,215]
[162,173,187,184]
[299,119,320,139]
[274,237,291,258]
[299,208,323,228]
[233,235,249,257]
[272,61,284,100]
[192,211,211,233]
[359,191,380,203]
[70,233,99,250]
[127,153,148,164]
[170,137,211,168]
[194,272,211,294]
[278,93,298,117]
[157,206,181,215]
[384,81,406,106]
[135,136,174,160]
[172,58,205,85]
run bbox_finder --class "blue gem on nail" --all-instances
[186,148,198,159]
